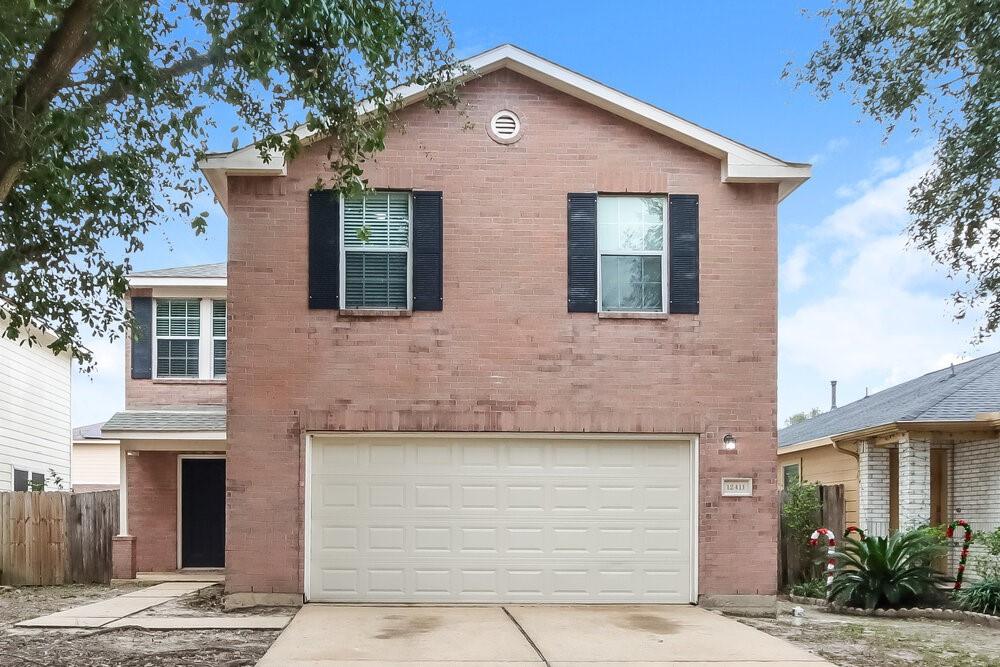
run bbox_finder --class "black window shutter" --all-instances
[13,469,28,492]
[567,193,598,312]
[668,194,699,314]
[309,189,340,309]
[412,191,444,311]
[131,296,152,379]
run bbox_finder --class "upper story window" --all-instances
[341,191,411,309]
[152,297,226,379]
[155,299,200,377]
[597,196,666,313]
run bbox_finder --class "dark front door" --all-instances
[181,458,226,568]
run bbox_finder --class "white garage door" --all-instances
[307,435,695,603]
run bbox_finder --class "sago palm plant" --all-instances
[829,530,950,610]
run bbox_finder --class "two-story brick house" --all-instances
[105,45,809,613]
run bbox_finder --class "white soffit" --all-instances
[199,44,810,210]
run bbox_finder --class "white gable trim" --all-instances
[199,44,810,211]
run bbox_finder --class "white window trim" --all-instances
[596,195,669,314]
[338,191,413,311]
[152,297,225,380]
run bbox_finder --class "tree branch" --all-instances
[0,0,101,203]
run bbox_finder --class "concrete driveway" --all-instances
[256,604,831,666]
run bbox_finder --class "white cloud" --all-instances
[780,244,812,292]
[807,137,849,165]
[72,334,125,427]
[779,148,997,420]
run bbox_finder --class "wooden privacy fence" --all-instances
[778,484,845,590]
[0,491,118,585]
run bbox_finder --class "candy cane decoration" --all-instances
[946,519,973,591]
[845,526,866,540]
[809,528,837,595]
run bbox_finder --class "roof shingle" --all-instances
[129,263,226,278]
[102,410,226,433]
[779,352,1000,447]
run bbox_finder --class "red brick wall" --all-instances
[124,289,226,409]
[226,69,779,597]
[126,451,178,572]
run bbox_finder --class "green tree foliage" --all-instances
[0,0,461,367]
[785,407,822,427]
[781,482,823,583]
[792,0,999,339]
[972,526,1000,580]
[831,530,949,609]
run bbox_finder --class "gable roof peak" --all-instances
[199,43,810,212]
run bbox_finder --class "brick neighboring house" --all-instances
[105,45,810,612]
[778,352,1000,576]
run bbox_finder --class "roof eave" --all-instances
[127,276,227,289]
[198,44,810,205]
[100,430,226,440]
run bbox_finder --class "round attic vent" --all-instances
[489,110,521,143]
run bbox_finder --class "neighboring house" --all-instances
[104,45,810,613]
[71,421,121,491]
[0,322,72,491]
[779,353,1000,552]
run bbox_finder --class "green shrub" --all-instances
[955,579,1000,616]
[972,527,1000,581]
[781,482,823,584]
[830,530,950,610]
[790,578,828,599]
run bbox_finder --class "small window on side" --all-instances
[783,463,801,487]
[13,468,28,492]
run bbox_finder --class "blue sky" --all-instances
[71,1,999,426]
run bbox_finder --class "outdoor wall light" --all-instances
[723,433,737,451]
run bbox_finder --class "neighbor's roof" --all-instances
[127,262,226,287]
[779,352,1000,448]
[102,410,226,434]
[129,263,226,278]
[72,421,108,441]
[199,44,810,212]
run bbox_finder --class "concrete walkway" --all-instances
[257,604,833,666]
[16,582,289,630]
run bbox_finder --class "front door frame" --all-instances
[176,454,227,570]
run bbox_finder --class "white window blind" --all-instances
[342,191,410,309]
[155,299,200,377]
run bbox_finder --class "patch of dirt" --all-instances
[0,584,280,666]
[739,600,1000,667]
[139,584,297,618]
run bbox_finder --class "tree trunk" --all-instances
[0,0,100,203]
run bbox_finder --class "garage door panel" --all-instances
[312,563,691,601]
[312,479,690,516]
[309,437,693,603]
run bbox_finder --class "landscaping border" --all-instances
[786,594,1000,629]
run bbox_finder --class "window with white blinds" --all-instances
[155,299,200,377]
[212,299,226,378]
[341,191,411,309]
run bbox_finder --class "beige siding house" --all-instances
[778,352,1000,576]
[72,422,121,491]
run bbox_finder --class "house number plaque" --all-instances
[721,477,753,497]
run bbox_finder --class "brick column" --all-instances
[112,535,137,580]
[858,441,890,536]
[898,434,931,529]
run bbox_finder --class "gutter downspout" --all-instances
[832,440,859,461]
